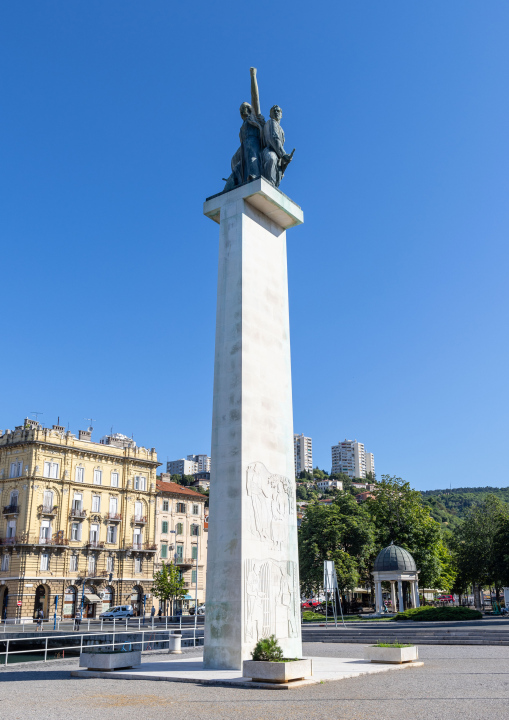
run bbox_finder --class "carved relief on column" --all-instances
[244,558,299,643]
[245,461,294,551]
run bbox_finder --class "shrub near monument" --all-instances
[395,606,483,621]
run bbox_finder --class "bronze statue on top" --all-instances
[223,68,295,192]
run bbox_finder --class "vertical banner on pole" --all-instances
[323,560,345,628]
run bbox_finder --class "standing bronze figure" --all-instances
[223,68,295,192]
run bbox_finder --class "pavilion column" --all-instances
[397,580,404,612]
[410,581,417,608]
[391,581,397,612]
[414,580,420,607]
[375,582,381,613]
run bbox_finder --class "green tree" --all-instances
[454,494,509,608]
[366,475,445,588]
[312,467,328,480]
[152,562,187,616]
[298,493,375,596]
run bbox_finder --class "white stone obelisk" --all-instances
[203,177,304,670]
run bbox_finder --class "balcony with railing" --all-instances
[132,515,147,525]
[105,512,122,522]
[2,505,20,516]
[86,540,105,549]
[175,557,195,566]
[38,504,58,516]
[0,533,68,547]
[69,507,87,519]
[122,540,157,552]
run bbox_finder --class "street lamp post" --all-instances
[169,529,177,617]
[194,525,199,612]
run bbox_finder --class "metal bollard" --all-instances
[168,634,182,654]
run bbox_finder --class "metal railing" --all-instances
[0,622,204,666]
[105,512,122,521]
[37,505,58,515]
[122,541,157,551]
[0,534,68,546]
[2,505,20,515]
[132,515,147,524]
[69,508,87,518]
[2,614,204,634]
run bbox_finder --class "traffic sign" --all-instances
[17,601,22,606]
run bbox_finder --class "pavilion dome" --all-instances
[373,543,417,572]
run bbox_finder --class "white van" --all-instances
[99,605,134,620]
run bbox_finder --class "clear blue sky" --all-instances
[1,2,508,490]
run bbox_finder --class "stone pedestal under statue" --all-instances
[203,177,303,670]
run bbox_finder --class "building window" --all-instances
[134,557,142,573]
[90,524,99,543]
[9,490,19,507]
[75,466,85,483]
[106,555,114,573]
[176,523,183,535]
[134,476,146,491]
[176,502,186,513]
[6,520,16,538]
[93,469,102,485]
[69,555,78,572]
[133,529,142,549]
[162,499,169,512]
[43,490,54,511]
[176,545,183,561]
[9,461,23,478]
[111,472,119,487]
[71,523,81,541]
[92,495,101,513]
[190,524,200,536]
[109,497,118,516]
[43,461,59,479]
[161,544,168,559]
[1,555,10,572]
[88,555,96,574]
[191,569,197,585]
[191,545,198,560]
[162,521,168,534]
[72,493,83,512]
[40,554,49,571]
[107,525,117,544]
[39,520,51,543]
[192,504,200,515]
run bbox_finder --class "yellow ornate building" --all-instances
[0,418,160,621]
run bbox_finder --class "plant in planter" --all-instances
[364,639,419,664]
[243,636,313,683]
[251,635,284,662]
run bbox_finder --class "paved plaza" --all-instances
[0,642,507,720]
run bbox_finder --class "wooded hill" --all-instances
[421,487,509,529]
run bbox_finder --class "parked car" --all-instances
[99,605,134,620]
[437,595,454,603]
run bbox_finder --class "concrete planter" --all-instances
[365,645,418,664]
[79,649,141,671]
[243,658,312,683]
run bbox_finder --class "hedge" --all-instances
[395,606,483,621]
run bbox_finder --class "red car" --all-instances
[437,594,454,602]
